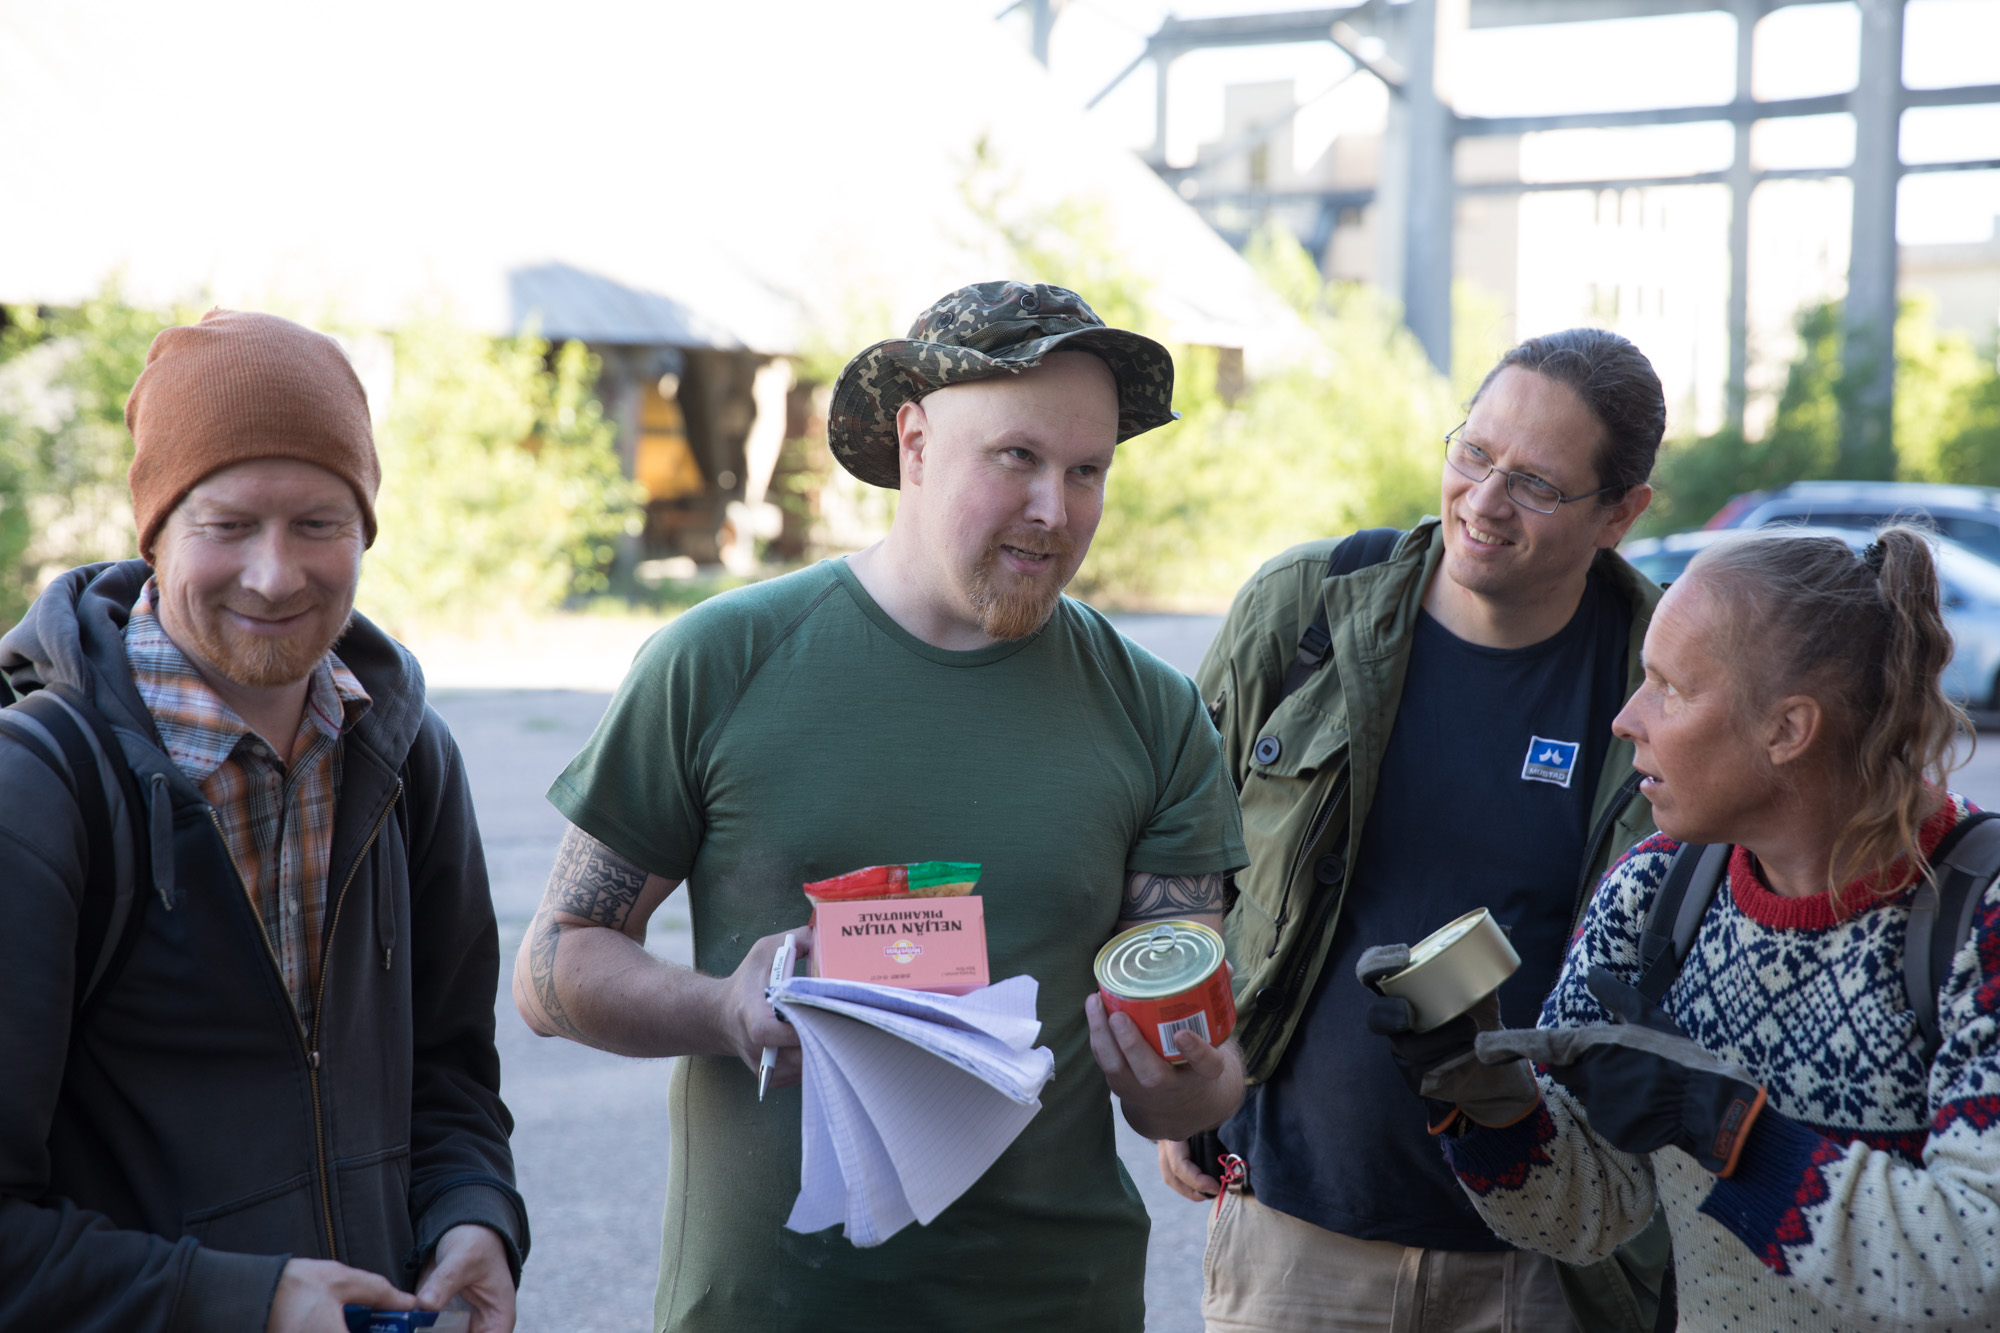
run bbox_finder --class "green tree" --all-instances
[0,286,640,634]
[1893,296,2000,486]
[0,284,184,625]
[360,313,641,632]
[1642,295,2000,534]
[1930,375,2000,487]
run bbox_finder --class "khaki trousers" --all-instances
[1202,1188,1580,1333]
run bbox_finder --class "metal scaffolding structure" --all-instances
[1083,0,2000,466]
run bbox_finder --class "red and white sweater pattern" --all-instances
[1443,797,2000,1331]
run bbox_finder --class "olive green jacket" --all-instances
[1195,518,1664,1085]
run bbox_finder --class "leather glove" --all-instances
[1474,971,1767,1178]
[1358,943,1540,1133]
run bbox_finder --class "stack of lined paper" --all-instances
[772,974,1055,1247]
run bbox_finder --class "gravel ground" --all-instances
[436,618,2000,1333]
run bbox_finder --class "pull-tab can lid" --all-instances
[1095,919,1226,1000]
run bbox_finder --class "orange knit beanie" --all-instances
[126,309,380,560]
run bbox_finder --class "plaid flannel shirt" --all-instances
[124,583,370,1020]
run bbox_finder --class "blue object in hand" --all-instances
[343,1309,439,1332]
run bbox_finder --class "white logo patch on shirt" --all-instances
[1521,736,1581,788]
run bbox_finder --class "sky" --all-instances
[976,0,2000,246]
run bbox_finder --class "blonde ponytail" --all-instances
[1689,524,1965,903]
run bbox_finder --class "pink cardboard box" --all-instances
[810,896,990,995]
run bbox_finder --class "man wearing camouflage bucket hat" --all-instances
[520,280,1248,1331]
[826,279,1179,488]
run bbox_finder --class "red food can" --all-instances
[1093,920,1235,1063]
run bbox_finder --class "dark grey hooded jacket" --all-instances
[0,560,527,1332]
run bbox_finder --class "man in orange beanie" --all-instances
[0,310,526,1333]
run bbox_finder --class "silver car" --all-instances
[1621,526,2000,708]
[1710,480,2000,564]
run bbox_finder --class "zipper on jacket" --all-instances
[208,806,334,1254]
[303,779,403,1261]
[208,778,402,1264]
[1569,769,1645,930]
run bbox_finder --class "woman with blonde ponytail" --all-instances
[1368,525,2000,1330]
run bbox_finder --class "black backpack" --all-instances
[1633,813,2000,1061]
[1273,527,1404,705]
[0,681,158,1018]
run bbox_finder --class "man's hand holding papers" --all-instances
[718,928,811,1090]
[771,974,1056,1248]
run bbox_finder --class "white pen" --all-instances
[758,933,797,1102]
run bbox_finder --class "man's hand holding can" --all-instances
[1084,991,1245,1142]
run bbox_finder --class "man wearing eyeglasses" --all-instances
[1164,330,1667,1332]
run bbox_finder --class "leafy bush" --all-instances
[360,314,642,632]
[0,287,639,635]
[0,286,184,624]
[360,313,641,632]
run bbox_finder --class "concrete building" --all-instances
[1097,0,2000,464]
[1903,219,2000,352]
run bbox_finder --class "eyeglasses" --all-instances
[1443,425,1618,515]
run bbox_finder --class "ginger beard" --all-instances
[177,588,355,690]
[963,525,1081,641]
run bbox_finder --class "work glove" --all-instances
[1473,971,1768,1177]
[1358,943,1540,1134]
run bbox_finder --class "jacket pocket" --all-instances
[331,1144,415,1283]
[181,1171,320,1255]
[1232,714,1348,926]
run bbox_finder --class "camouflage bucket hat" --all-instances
[827,280,1179,489]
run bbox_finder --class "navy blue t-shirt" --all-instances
[1223,570,1629,1250]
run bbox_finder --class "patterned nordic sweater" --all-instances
[1443,797,2000,1331]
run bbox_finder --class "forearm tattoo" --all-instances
[527,827,653,1041]
[547,825,651,928]
[527,909,583,1041]
[1121,871,1226,921]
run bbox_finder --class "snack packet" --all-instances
[802,862,981,905]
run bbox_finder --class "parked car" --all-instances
[1705,480,2000,563]
[1622,525,2000,708]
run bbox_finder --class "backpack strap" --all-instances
[1275,528,1402,707]
[1906,810,2000,1062]
[0,685,153,1017]
[1571,769,1646,931]
[3,691,121,1013]
[1635,842,1730,1006]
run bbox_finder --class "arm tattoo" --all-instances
[1121,871,1227,921]
[527,909,584,1041]
[547,825,651,929]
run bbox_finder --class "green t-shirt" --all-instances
[549,559,1247,1333]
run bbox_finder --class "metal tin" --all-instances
[1094,920,1236,1063]
[1374,907,1521,1033]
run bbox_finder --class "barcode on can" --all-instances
[1158,1011,1210,1053]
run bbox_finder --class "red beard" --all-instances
[181,595,352,690]
[965,529,1079,640]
